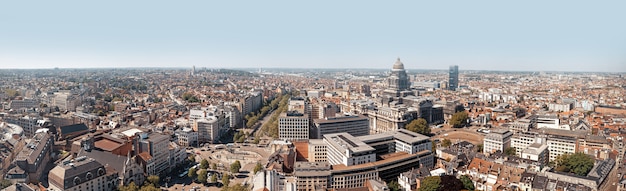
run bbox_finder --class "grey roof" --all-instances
[78,149,128,176]
[60,123,89,135]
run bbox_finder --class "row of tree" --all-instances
[258,94,291,138]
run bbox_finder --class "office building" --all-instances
[547,135,577,162]
[307,139,327,163]
[448,65,459,91]
[483,129,513,155]
[312,115,369,139]
[324,133,376,166]
[293,162,331,191]
[278,111,310,141]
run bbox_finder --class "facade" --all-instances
[8,130,53,183]
[312,115,369,139]
[521,142,549,166]
[547,135,577,162]
[368,106,412,134]
[535,115,561,129]
[483,129,513,155]
[307,139,327,163]
[193,114,226,143]
[278,111,310,141]
[242,91,263,116]
[511,132,540,156]
[293,162,331,191]
[448,65,459,91]
[135,132,171,175]
[4,115,50,138]
[9,99,38,110]
[324,133,376,166]
[175,127,198,147]
[48,156,119,191]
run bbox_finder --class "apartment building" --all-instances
[48,156,119,191]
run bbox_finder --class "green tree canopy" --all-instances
[418,176,441,191]
[222,173,231,187]
[460,175,475,191]
[210,173,218,183]
[406,118,430,135]
[146,175,159,187]
[198,169,208,184]
[441,139,452,147]
[555,152,595,176]
[200,159,210,169]
[211,163,217,170]
[221,183,249,191]
[504,147,516,156]
[188,167,197,179]
[119,181,139,191]
[450,111,469,128]
[253,162,264,174]
[231,160,242,173]
[387,181,401,191]
[139,184,161,191]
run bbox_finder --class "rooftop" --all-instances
[324,133,374,154]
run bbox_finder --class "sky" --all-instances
[1,1,625,72]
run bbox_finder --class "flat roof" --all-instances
[324,133,374,154]
[94,139,123,152]
[121,128,143,137]
[313,115,368,124]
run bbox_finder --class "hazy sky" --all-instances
[1,1,625,72]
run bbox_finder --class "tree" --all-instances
[211,163,217,170]
[146,175,159,187]
[406,118,430,135]
[210,173,218,183]
[231,160,242,173]
[253,162,264,174]
[555,152,595,176]
[119,181,139,191]
[418,176,441,191]
[439,175,464,191]
[188,154,196,163]
[200,159,210,169]
[221,183,249,191]
[253,136,261,144]
[504,147,516,156]
[188,167,197,179]
[450,111,469,128]
[460,175,475,191]
[441,139,452,147]
[222,173,231,187]
[198,169,208,184]
[0,179,12,189]
[139,184,161,191]
[387,181,401,191]
[476,144,483,153]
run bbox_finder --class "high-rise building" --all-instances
[278,111,310,140]
[448,65,459,91]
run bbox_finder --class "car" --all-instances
[444,133,448,137]
[200,149,206,151]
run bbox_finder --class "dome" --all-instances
[392,58,404,70]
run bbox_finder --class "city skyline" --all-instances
[1,1,626,72]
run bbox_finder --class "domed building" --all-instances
[383,58,413,97]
